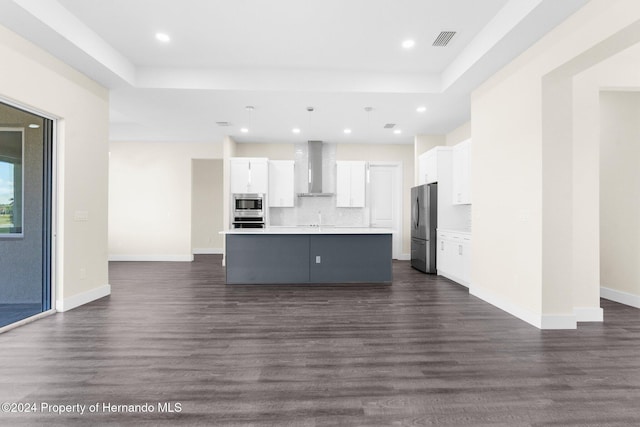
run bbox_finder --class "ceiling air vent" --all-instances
[216,121,232,127]
[384,123,396,129]
[433,31,456,47]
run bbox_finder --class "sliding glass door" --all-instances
[0,101,52,328]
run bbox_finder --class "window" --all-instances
[0,128,24,237]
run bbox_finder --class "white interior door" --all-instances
[369,163,401,258]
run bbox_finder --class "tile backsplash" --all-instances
[269,197,368,227]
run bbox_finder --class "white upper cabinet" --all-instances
[418,146,449,185]
[268,160,295,207]
[230,157,268,194]
[452,139,472,205]
[336,161,366,207]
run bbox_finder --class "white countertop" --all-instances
[437,228,472,236]
[222,226,394,235]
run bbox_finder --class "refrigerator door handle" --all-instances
[415,197,420,228]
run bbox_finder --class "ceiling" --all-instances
[0,0,589,144]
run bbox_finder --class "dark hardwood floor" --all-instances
[1,255,640,426]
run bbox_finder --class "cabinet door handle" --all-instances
[458,244,462,255]
[441,241,444,251]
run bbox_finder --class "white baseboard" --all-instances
[574,306,604,322]
[540,314,577,329]
[192,248,223,255]
[56,284,111,312]
[601,286,640,309]
[469,284,543,329]
[109,254,194,262]
[396,253,410,261]
[470,284,595,329]
[439,271,469,288]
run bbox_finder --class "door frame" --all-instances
[367,161,403,259]
[0,95,58,333]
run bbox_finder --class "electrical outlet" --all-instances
[74,210,89,222]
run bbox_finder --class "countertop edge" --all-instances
[437,228,472,236]
[221,227,394,235]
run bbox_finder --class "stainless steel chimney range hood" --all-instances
[297,141,334,197]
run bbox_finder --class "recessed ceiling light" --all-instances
[240,128,249,133]
[344,129,352,134]
[28,123,40,128]
[393,129,402,135]
[416,106,427,113]
[402,39,415,49]
[292,128,301,134]
[155,33,171,43]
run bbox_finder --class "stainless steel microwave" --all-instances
[232,194,264,217]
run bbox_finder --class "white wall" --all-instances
[191,159,224,253]
[0,24,109,312]
[470,0,640,328]
[109,141,221,261]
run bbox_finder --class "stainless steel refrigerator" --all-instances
[411,183,437,273]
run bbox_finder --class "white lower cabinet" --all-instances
[437,230,471,287]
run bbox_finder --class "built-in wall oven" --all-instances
[232,194,265,228]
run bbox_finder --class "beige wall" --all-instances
[191,159,224,252]
[0,24,109,312]
[235,143,295,159]
[571,39,640,312]
[600,91,640,298]
[222,136,236,244]
[470,0,640,328]
[446,122,471,146]
[472,68,544,319]
[336,143,414,255]
[109,141,221,261]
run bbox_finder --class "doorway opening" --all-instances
[0,101,53,329]
[191,159,224,255]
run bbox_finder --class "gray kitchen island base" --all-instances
[225,233,392,284]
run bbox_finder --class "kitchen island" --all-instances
[223,227,393,284]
